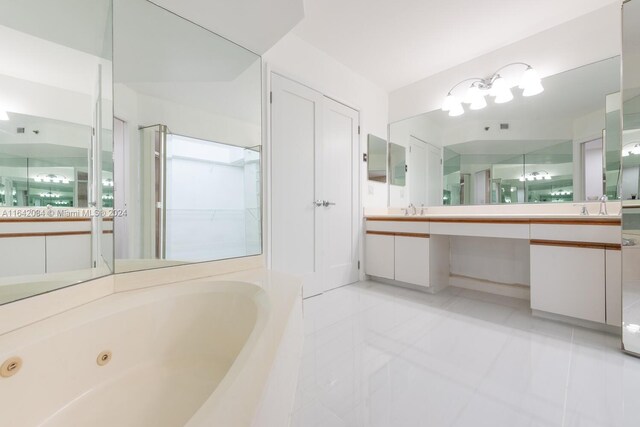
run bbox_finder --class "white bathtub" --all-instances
[0,270,303,426]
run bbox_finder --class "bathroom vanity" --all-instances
[365,211,621,328]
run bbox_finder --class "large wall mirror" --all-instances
[389,56,621,207]
[622,0,640,356]
[0,0,113,305]
[113,0,262,273]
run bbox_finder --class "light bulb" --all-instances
[494,88,513,103]
[448,101,464,117]
[442,94,457,112]
[463,86,480,104]
[490,76,513,103]
[465,85,487,110]
[632,144,640,155]
[470,95,487,110]
[489,76,507,96]
[523,80,544,97]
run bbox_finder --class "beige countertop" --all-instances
[365,214,621,224]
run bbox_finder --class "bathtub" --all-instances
[0,269,303,426]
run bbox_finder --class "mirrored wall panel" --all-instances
[0,0,113,305]
[389,56,620,207]
[389,143,406,187]
[367,134,387,183]
[113,0,262,273]
[622,0,640,356]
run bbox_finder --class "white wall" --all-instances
[264,33,390,209]
[389,3,621,122]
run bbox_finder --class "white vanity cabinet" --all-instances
[365,220,449,291]
[605,248,622,327]
[394,235,430,286]
[364,233,395,280]
[530,244,606,323]
[529,223,621,325]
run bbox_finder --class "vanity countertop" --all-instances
[364,214,621,224]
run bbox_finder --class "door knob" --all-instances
[323,201,336,207]
[314,200,324,207]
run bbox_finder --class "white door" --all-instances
[322,98,360,290]
[270,73,360,298]
[409,136,442,206]
[426,143,442,206]
[409,137,427,206]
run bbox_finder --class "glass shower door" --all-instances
[164,134,261,262]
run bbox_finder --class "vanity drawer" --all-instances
[530,224,620,244]
[429,221,529,240]
[366,220,430,234]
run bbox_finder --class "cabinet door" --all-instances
[0,237,45,277]
[46,235,92,273]
[606,249,622,327]
[531,245,605,323]
[395,236,429,287]
[365,234,394,280]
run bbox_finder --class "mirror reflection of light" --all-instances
[625,323,640,334]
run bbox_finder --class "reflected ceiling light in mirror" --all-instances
[33,174,70,184]
[622,143,640,157]
[519,171,552,181]
[442,63,544,117]
[0,110,8,121]
[626,323,640,334]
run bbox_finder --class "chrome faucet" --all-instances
[598,195,608,216]
[420,204,425,215]
[408,203,417,215]
[580,205,589,216]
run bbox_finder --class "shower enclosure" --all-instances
[132,125,261,263]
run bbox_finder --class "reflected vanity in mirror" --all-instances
[367,134,387,183]
[0,0,113,305]
[113,0,262,273]
[389,56,621,207]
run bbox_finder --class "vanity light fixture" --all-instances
[33,174,70,184]
[39,192,60,198]
[441,63,544,117]
[519,171,552,182]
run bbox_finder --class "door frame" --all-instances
[265,65,363,284]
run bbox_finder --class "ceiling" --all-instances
[293,0,619,91]
[0,0,112,59]
[446,139,569,156]
[149,0,304,55]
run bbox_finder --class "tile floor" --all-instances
[291,281,640,427]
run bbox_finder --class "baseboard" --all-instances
[532,309,622,335]
[449,274,530,300]
[366,276,440,294]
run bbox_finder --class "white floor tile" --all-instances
[294,281,639,427]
